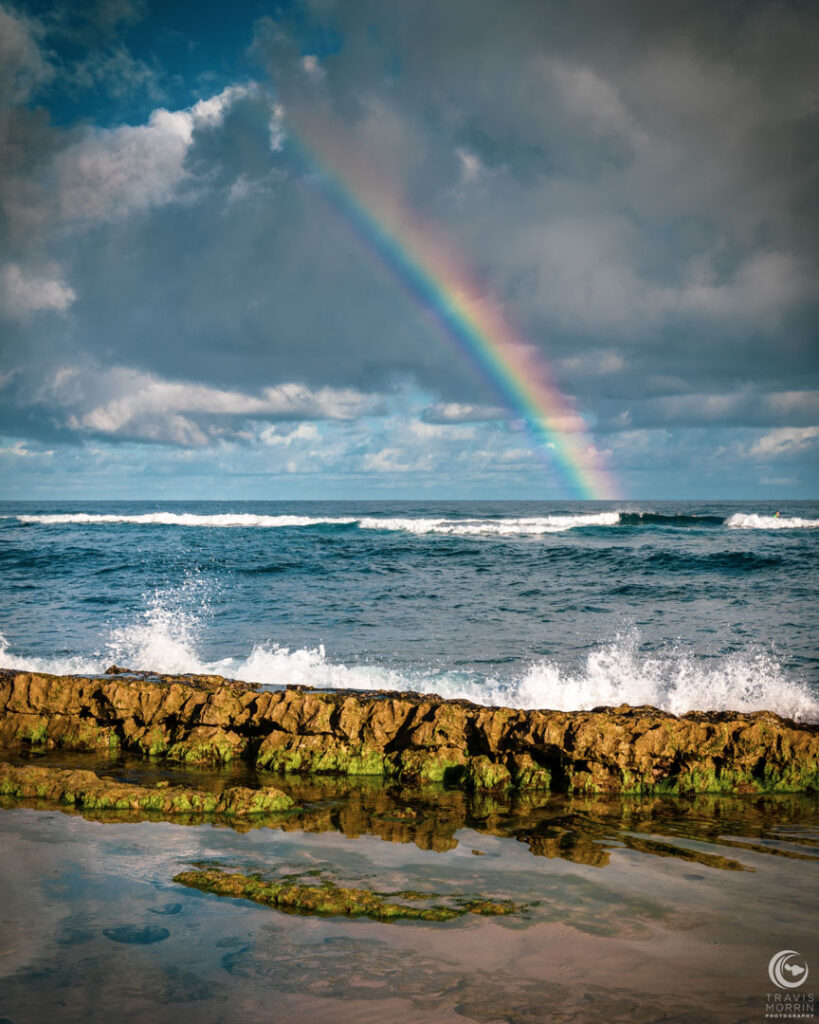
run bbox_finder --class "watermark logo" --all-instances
[765,950,814,1021]
[770,951,810,991]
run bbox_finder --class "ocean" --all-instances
[1,499,817,721]
[1,499,818,1023]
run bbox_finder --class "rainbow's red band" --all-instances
[286,106,618,499]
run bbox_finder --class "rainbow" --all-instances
[285,105,617,500]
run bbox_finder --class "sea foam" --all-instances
[13,512,357,528]
[10,510,819,533]
[356,512,621,535]
[2,621,816,722]
[726,513,819,530]
[11,510,621,535]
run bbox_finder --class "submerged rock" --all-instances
[0,668,816,794]
[103,925,170,944]
[172,867,523,922]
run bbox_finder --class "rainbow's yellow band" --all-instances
[286,107,618,500]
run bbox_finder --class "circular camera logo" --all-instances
[769,950,810,990]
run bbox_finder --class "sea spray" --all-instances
[1,628,816,722]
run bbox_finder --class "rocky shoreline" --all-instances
[1,667,817,794]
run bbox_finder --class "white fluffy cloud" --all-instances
[259,422,319,446]
[45,365,382,445]
[55,85,255,224]
[0,263,75,317]
[750,426,819,458]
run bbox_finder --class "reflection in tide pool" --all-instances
[0,759,817,1023]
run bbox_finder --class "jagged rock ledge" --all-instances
[0,668,816,794]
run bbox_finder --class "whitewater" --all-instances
[1,499,817,722]
[8,509,819,533]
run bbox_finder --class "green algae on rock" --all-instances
[172,867,524,922]
[0,761,293,816]
[0,668,817,794]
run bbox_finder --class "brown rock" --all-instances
[0,668,816,794]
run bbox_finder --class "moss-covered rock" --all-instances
[465,755,512,791]
[172,867,526,922]
[0,669,816,794]
[0,762,293,816]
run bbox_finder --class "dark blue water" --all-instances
[1,500,817,719]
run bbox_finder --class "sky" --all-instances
[0,0,817,501]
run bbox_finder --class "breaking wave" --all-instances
[356,513,621,535]
[726,513,819,530]
[9,509,818,534]
[12,512,358,528]
[9,511,620,535]
[2,615,817,722]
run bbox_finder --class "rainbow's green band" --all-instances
[286,108,618,500]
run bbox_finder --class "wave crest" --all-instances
[726,513,819,530]
[357,513,621,535]
[10,511,622,535]
[9,509,819,534]
[13,512,357,528]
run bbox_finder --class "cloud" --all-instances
[0,5,52,104]
[68,45,162,102]
[549,59,647,150]
[361,447,414,473]
[560,350,624,376]
[55,85,254,223]
[0,439,53,458]
[0,263,75,317]
[455,148,482,185]
[421,402,504,423]
[749,426,819,458]
[259,422,319,446]
[300,55,325,82]
[0,0,816,499]
[410,420,476,440]
[673,251,810,324]
[43,365,383,445]
[602,390,819,431]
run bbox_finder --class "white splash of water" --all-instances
[0,635,100,676]
[2,620,816,722]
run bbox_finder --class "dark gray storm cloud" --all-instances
[0,0,816,493]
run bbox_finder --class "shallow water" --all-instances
[0,765,817,1023]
